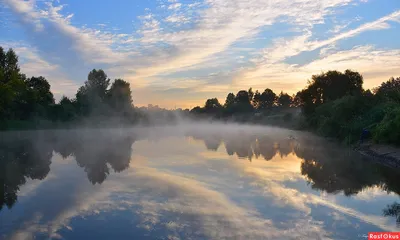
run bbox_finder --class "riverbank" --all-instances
[356,143,400,168]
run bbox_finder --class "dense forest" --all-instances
[1,46,399,145]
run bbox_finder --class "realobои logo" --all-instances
[369,233,400,240]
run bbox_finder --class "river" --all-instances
[1,123,400,240]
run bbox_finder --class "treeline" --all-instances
[1,46,399,145]
[191,70,400,145]
[0,46,138,129]
[191,88,294,115]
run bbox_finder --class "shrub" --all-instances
[374,107,400,145]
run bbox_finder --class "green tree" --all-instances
[374,107,400,145]
[76,69,111,116]
[0,47,5,82]
[54,96,76,122]
[375,77,400,103]
[26,76,55,106]
[0,84,13,119]
[3,49,20,84]
[298,70,364,117]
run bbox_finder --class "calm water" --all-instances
[1,124,400,240]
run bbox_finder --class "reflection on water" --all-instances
[1,124,400,239]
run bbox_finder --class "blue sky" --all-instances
[1,0,399,108]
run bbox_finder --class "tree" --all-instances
[0,47,5,82]
[375,77,400,103]
[292,93,301,107]
[298,70,364,116]
[76,69,111,116]
[383,202,400,225]
[190,106,203,114]
[224,93,235,108]
[54,96,76,122]
[0,83,13,119]
[3,49,20,84]
[253,90,261,109]
[108,79,133,113]
[204,98,222,113]
[26,76,55,106]
[257,88,276,110]
[87,69,110,100]
[277,91,292,108]
[373,107,400,145]
[233,90,254,113]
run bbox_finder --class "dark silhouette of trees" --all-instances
[235,90,251,105]
[108,79,132,113]
[224,93,235,108]
[232,90,253,113]
[256,88,277,110]
[253,90,261,109]
[204,98,222,113]
[277,92,292,108]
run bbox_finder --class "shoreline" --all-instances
[356,143,400,168]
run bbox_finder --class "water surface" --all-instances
[1,124,400,240]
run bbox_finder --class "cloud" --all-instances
[0,41,79,99]
[2,0,399,107]
[165,14,190,24]
[168,3,182,10]
[237,10,400,92]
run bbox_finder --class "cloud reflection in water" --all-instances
[1,124,400,239]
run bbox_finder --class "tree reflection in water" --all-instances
[0,132,53,211]
[0,130,136,210]
[2,128,400,226]
[52,130,137,184]
[191,130,400,226]
[383,202,400,226]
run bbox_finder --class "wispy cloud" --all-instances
[1,0,399,107]
[0,40,79,99]
[237,10,400,93]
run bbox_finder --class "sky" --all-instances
[1,0,400,109]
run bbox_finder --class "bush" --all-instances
[312,95,373,140]
[374,107,400,145]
